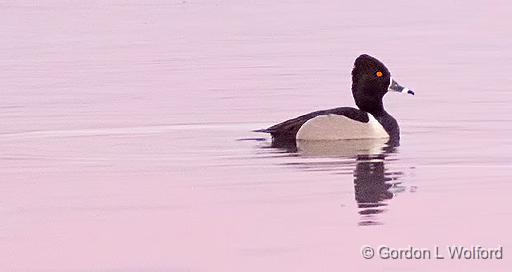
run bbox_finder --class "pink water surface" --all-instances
[1,0,512,271]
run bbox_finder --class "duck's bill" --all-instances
[388,78,414,95]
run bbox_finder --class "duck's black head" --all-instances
[351,54,413,115]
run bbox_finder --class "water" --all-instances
[1,0,512,271]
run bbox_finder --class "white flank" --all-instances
[296,113,389,140]
[297,138,389,157]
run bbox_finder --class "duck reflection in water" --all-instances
[266,139,405,226]
[353,152,404,226]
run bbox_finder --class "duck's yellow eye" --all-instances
[376,71,383,77]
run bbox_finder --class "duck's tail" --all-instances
[252,128,270,133]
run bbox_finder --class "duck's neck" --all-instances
[367,105,387,117]
[356,99,386,117]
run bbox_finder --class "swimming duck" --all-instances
[255,54,414,145]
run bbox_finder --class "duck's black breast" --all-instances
[255,107,369,141]
[374,113,400,144]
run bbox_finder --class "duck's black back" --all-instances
[255,107,369,141]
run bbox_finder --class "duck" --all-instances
[255,54,414,146]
